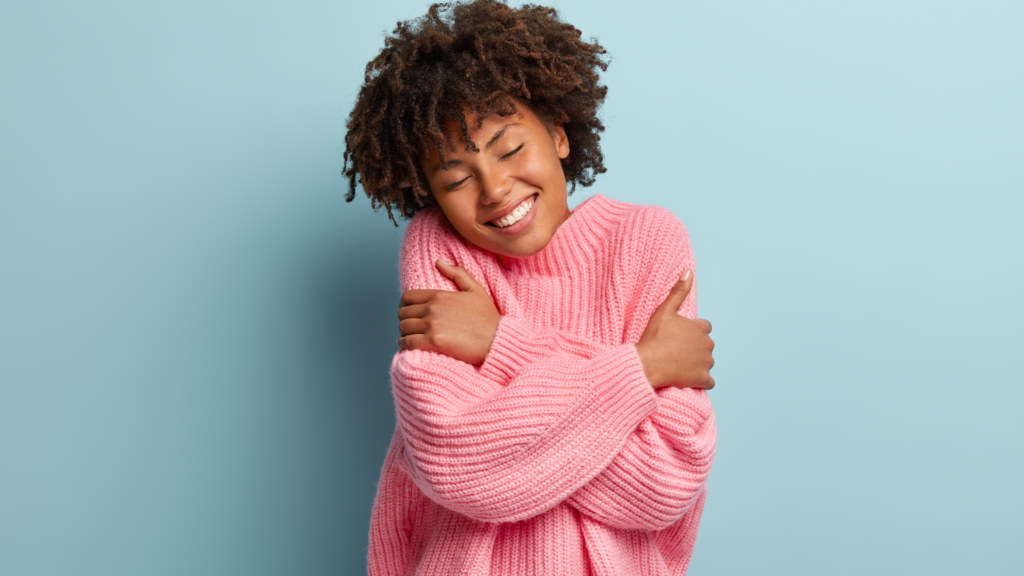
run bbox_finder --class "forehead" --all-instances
[423,104,542,160]
[449,110,525,142]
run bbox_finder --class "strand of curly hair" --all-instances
[343,0,610,225]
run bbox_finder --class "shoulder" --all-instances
[616,198,687,240]
[578,195,688,246]
[584,195,692,268]
[586,196,697,321]
[400,207,458,292]
[399,206,480,293]
[401,206,459,255]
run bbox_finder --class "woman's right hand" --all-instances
[634,269,716,390]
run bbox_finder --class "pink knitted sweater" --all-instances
[368,194,717,576]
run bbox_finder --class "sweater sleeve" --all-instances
[391,341,659,523]
[475,208,716,531]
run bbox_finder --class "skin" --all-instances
[397,101,715,390]
[421,103,573,260]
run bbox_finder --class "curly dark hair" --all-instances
[342,0,610,225]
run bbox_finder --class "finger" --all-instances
[660,268,693,314]
[435,259,484,292]
[397,303,428,320]
[401,289,441,305]
[398,318,429,336]
[397,333,433,352]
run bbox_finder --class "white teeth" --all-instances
[492,196,535,228]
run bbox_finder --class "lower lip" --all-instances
[490,194,539,235]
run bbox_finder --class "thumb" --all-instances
[660,268,693,314]
[436,259,482,292]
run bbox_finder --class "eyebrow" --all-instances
[431,122,520,175]
[432,159,463,174]
[485,123,518,150]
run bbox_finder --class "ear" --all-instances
[551,124,570,159]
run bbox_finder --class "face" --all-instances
[420,103,571,259]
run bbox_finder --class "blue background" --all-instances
[2,0,1021,574]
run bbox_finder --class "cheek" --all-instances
[515,148,563,188]
[438,194,480,229]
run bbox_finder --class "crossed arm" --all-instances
[390,217,716,530]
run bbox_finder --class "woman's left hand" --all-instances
[397,259,500,365]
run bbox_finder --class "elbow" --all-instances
[636,482,713,532]
[645,480,713,530]
[651,481,710,530]
[568,469,711,532]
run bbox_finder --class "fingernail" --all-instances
[437,258,451,266]
[681,269,692,282]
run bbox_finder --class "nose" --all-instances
[478,165,513,206]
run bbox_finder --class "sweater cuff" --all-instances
[477,315,553,382]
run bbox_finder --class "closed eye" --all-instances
[500,144,524,159]
[445,176,470,191]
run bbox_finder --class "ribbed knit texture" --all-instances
[368,194,717,576]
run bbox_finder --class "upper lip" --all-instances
[485,194,536,224]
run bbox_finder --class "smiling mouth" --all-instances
[486,195,536,228]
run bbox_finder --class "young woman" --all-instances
[343,1,717,574]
